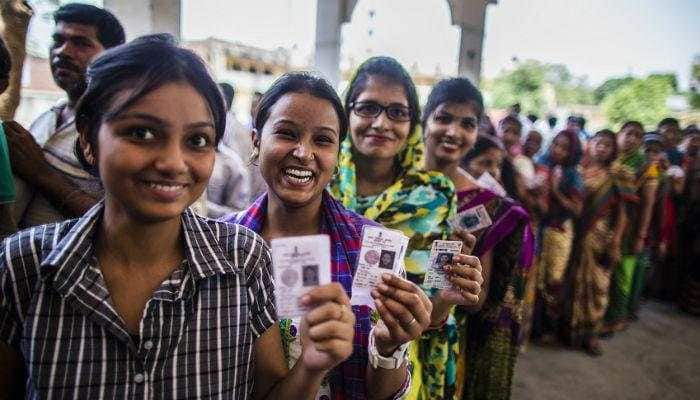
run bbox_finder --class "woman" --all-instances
[331,57,484,399]
[0,37,348,399]
[534,129,584,342]
[566,130,632,355]
[423,78,533,400]
[603,122,659,333]
[223,72,480,399]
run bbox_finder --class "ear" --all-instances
[78,128,97,166]
[251,128,261,149]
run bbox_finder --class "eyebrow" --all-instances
[112,112,215,130]
[437,110,477,122]
[274,119,339,135]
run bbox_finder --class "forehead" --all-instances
[554,134,570,145]
[434,102,477,119]
[267,92,339,131]
[114,82,213,123]
[54,21,101,42]
[356,76,408,105]
[477,147,504,161]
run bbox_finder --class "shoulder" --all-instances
[0,220,76,295]
[198,217,271,268]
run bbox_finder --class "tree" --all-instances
[690,55,700,110]
[594,76,634,104]
[602,76,673,129]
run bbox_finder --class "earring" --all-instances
[248,147,259,166]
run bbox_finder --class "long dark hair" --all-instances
[344,56,420,133]
[75,34,226,176]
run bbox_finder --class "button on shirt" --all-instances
[0,202,277,399]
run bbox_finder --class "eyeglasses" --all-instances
[349,101,411,122]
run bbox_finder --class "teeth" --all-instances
[147,182,185,192]
[285,168,313,178]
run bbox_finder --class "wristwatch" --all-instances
[368,327,409,369]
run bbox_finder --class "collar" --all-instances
[41,202,238,296]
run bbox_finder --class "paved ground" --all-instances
[512,301,700,400]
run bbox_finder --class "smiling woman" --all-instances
[0,36,331,400]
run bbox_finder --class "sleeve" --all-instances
[244,234,277,338]
[0,245,22,349]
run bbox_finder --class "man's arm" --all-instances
[4,121,98,217]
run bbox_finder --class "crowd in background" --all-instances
[0,3,698,400]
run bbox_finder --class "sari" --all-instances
[566,164,634,345]
[605,150,659,324]
[224,191,407,400]
[535,146,584,337]
[452,188,534,400]
[331,125,456,399]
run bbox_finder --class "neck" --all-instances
[264,193,323,241]
[354,152,396,195]
[425,154,478,191]
[97,199,183,269]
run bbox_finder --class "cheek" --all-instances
[191,152,216,182]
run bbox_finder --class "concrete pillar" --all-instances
[104,0,181,42]
[314,0,356,87]
[448,0,496,84]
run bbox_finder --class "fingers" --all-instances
[451,229,477,255]
[375,273,433,318]
[451,254,483,274]
[447,275,481,297]
[301,282,350,307]
[373,285,430,329]
[373,298,413,339]
[307,319,354,343]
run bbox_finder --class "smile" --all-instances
[145,181,187,191]
[438,138,462,150]
[283,167,314,184]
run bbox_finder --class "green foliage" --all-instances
[594,77,634,104]
[602,77,673,129]
[484,60,593,115]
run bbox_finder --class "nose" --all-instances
[292,141,314,162]
[154,140,188,175]
[370,110,392,131]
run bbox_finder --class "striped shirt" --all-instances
[0,202,277,399]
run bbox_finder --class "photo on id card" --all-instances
[350,225,409,306]
[423,240,463,289]
[448,204,493,233]
[271,234,331,318]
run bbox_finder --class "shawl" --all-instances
[223,191,378,400]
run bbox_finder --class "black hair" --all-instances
[218,82,235,110]
[75,34,226,176]
[54,3,125,49]
[566,115,581,126]
[658,117,679,129]
[593,129,618,165]
[499,115,522,134]
[578,116,586,129]
[422,77,484,126]
[0,36,10,80]
[461,133,504,166]
[547,115,557,128]
[527,114,538,124]
[344,56,420,133]
[254,72,348,142]
[621,120,644,136]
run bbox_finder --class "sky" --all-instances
[180,0,699,88]
[26,0,700,88]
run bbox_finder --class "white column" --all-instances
[104,0,181,42]
[449,0,496,84]
[314,0,343,87]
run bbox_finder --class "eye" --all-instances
[355,102,381,117]
[434,114,451,124]
[387,106,410,120]
[127,126,156,140]
[315,134,336,146]
[275,128,297,139]
[188,134,211,148]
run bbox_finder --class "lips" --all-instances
[141,179,189,202]
[437,137,462,151]
[282,167,315,186]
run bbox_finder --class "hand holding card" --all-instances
[351,226,410,307]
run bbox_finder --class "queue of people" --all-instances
[0,3,697,400]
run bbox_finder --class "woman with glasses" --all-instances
[331,56,484,400]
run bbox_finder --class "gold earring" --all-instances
[248,147,259,166]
